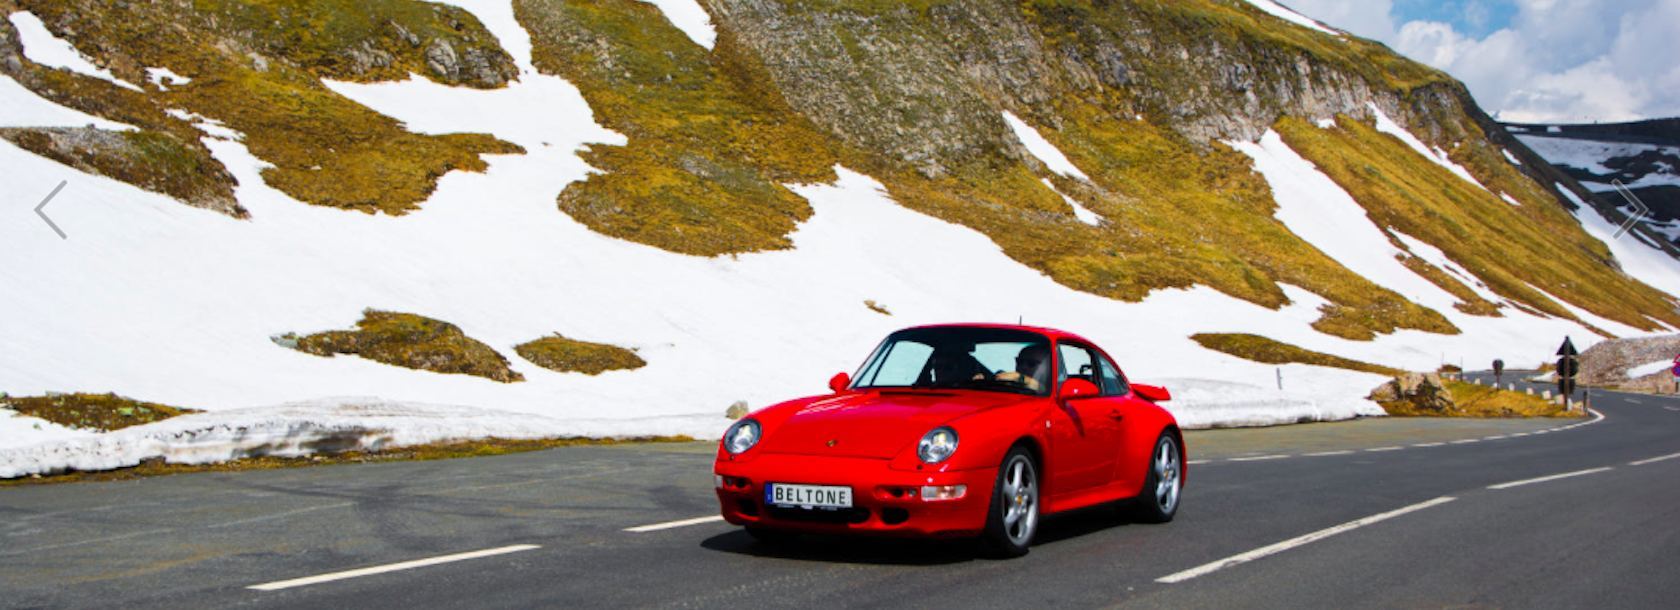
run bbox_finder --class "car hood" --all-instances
[758,390,1032,459]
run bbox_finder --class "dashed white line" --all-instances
[1630,452,1680,466]
[1483,435,1509,441]
[1508,432,1531,437]
[1228,454,1289,462]
[1187,459,1211,465]
[1411,442,1446,448]
[1303,450,1354,457]
[1627,398,1643,405]
[1365,446,1403,452]
[624,515,726,533]
[1450,439,1479,445]
[1486,467,1614,490]
[248,544,541,591]
[1155,496,1457,584]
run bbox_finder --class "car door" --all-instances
[1045,342,1126,499]
[1089,350,1140,489]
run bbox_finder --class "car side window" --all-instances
[1095,353,1129,396]
[1056,343,1095,386]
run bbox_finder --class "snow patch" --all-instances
[1626,359,1673,379]
[7,11,142,91]
[637,0,716,50]
[1229,130,1461,314]
[145,67,190,89]
[164,108,241,140]
[1389,230,1506,305]
[1500,192,1523,206]
[1369,103,1487,192]
[0,73,134,130]
[1040,178,1103,226]
[0,399,721,478]
[1159,376,1385,429]
[1002,111,1090,181]
[1239,0,1341,37]
[1516,135,1679,176]
[1502,148,1522,166]
[0,408,95,451]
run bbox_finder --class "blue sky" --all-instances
[1284,0,1680,122]
[1391,0,1517,38]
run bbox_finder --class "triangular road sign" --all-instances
[1556,336,1579,357]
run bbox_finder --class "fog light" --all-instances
[714,474,724,489]
[920,484,967,501]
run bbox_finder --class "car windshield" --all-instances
[851,327,1052,396]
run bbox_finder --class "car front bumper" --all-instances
[714,453,997,537]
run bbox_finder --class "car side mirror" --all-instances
[1059,378,1099,401]
[1133,383,1171,402]
[828,372,851,394]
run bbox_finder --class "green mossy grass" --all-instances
[288,310,524,382]
[515,334,646,375]
[9,0,521,215]
[3,393,197,432]
[1191,333,1402,376]
[1379,380,1579,418]
[517,0,837,255]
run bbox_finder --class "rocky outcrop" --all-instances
[1579,334,1680,387]
[1369,373,1456,413]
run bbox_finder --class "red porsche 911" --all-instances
[713,323,1184,557]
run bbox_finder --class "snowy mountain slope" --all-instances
[4,0,1680,474]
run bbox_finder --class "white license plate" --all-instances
[766,483,853,509]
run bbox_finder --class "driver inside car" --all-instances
[927,347,990,386]
[993,344,1050,392]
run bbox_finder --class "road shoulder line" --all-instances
[1155,496,1456,584]
[1486,467,1613,490]
[248,544,541,591]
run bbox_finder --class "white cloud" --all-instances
[1291,0,1680,123]
[1280,0,1395,40]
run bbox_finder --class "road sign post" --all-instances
[1556,337,1579,412]
[1493,359,1504,386]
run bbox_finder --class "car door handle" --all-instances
[1108,409,1124,421]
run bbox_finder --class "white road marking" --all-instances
[1450,439,1479,444]
[1483,435,1509,441]
[1303,450,1354,457]
[1508,432,1531,437]
[1411,442,1446,448]
[1155,496,1457,584]
[1365,446,1403,452]
[1187,459,1211,465]
[248,544,541,591]
[1627,398,1643,404]
[1486,467,1614,490]
[624,515,726,533]
[1666,407,1679,412]
[1630,452,1680,466]
[1228,454,1289,462]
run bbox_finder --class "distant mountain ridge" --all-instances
[1506,117,1680,244]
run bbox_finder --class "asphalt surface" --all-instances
[2,370,1676,609]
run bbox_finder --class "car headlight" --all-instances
[724,419,761,455]
[917,427,959,464]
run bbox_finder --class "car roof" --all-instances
[901,322,1097,346]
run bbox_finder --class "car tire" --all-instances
[1129,432,1182,524]
[979,446,1040,558]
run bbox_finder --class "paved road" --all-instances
[2,372,1675,608]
